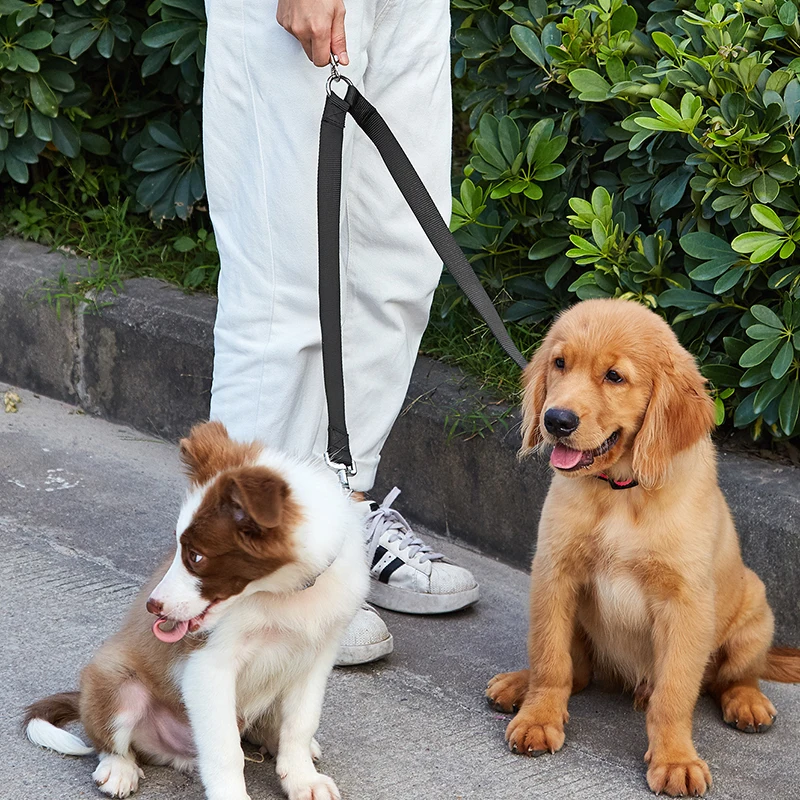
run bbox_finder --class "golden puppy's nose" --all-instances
[544,408,580,438]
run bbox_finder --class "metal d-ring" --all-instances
[326,53,353,97]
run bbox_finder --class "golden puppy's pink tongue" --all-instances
[152,617,189,643]
[551,443,585,470]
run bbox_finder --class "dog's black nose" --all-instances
[544,408,580,438]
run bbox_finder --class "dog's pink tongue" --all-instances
[152,617,189,643]
[550,443,585,470]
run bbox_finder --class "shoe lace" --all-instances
[365,487,444,565]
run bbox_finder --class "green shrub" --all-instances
[0,0,205,223]
[3,0,799,441]
[451,0,800,440]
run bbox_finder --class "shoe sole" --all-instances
[335,633,394,667]
[368,581,480,614]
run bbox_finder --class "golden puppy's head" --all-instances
[521,299,715,489]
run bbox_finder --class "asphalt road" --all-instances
[1,386,798,799]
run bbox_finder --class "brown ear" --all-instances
[221,468,288,530]
[631,350,716,489]
[180,421,232,485]
[180,421,261,486]
[519,340,551,456]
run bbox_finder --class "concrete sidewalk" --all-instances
[1,386,798,800]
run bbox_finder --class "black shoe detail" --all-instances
[378,557,404,584]
[371,544,388,568]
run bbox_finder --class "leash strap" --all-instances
[317,81,528,476]
[318,91,354,476]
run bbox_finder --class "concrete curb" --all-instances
[1,237,798,645]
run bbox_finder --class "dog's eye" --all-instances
[189,550,204,564]
[605,370,624,384]
[554,357,565,370]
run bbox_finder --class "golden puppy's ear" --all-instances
[631,350,716,489]
[519,342,551,456]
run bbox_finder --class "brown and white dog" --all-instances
[487,299,800,796]
[25,421,369,800]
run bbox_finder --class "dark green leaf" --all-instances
[733,392,759,427]
[69,28,100,59]
[701,364,743,386]
[529,238,568,260]
[751,304,783,328]
[146,121,184,152]
[739,337,781,367]
[771,339,794,379]
[510,25,545,68]
[680,232,736,260]
[754,375,789,415]
[50,115,80,158]
[133,147,183,171]
[28,75,58,118]
[16,30,53,50]
[779,381,800,435]
[136,164,182,206]
[80,131,111,155]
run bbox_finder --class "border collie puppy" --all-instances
[25,421,369,800]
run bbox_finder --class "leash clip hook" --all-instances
[324,451,357,492]
[326,53,353,97]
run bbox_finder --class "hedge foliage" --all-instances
[451,0,800,440]
[0,0,205,222]
[1,0,799,440]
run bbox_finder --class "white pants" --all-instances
[203,0,452,491]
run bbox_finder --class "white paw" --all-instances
[92,754,145,798]
[285,772,341,800]
[310,737,322,762]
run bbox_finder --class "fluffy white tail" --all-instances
[26,717,94,756]
[24,690,94,756]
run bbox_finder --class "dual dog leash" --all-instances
[318,58,527,487]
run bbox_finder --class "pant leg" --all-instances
[205,0,452,492]
[203,0,375,455]
[334,0,453,489]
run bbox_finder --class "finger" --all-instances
[331,7,348,66]
[299,35,315,64]
[311,24,331,67]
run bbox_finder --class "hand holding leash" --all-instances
[276,0,348,67]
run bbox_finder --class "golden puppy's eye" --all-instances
[554,357,565,370]
[605,369,624,384]
[189,550,204,564]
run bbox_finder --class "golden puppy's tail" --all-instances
[24,691,94,756]
[763,647,800,683]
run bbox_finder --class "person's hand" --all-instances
[276,0,348,68]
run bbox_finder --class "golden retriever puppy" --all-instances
[488,298,800,797]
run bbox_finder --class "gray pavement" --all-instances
[1,385,799,800]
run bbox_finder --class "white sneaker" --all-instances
[364,488,480,614]
[335,605,394,666]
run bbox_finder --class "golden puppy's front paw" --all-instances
[646,757,711,797]
[505,708,566,756]
[487,670,529,713]
[720,685,777,733]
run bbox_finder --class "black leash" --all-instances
[318,65,527,486]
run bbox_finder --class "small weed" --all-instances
[0,185,220,308]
